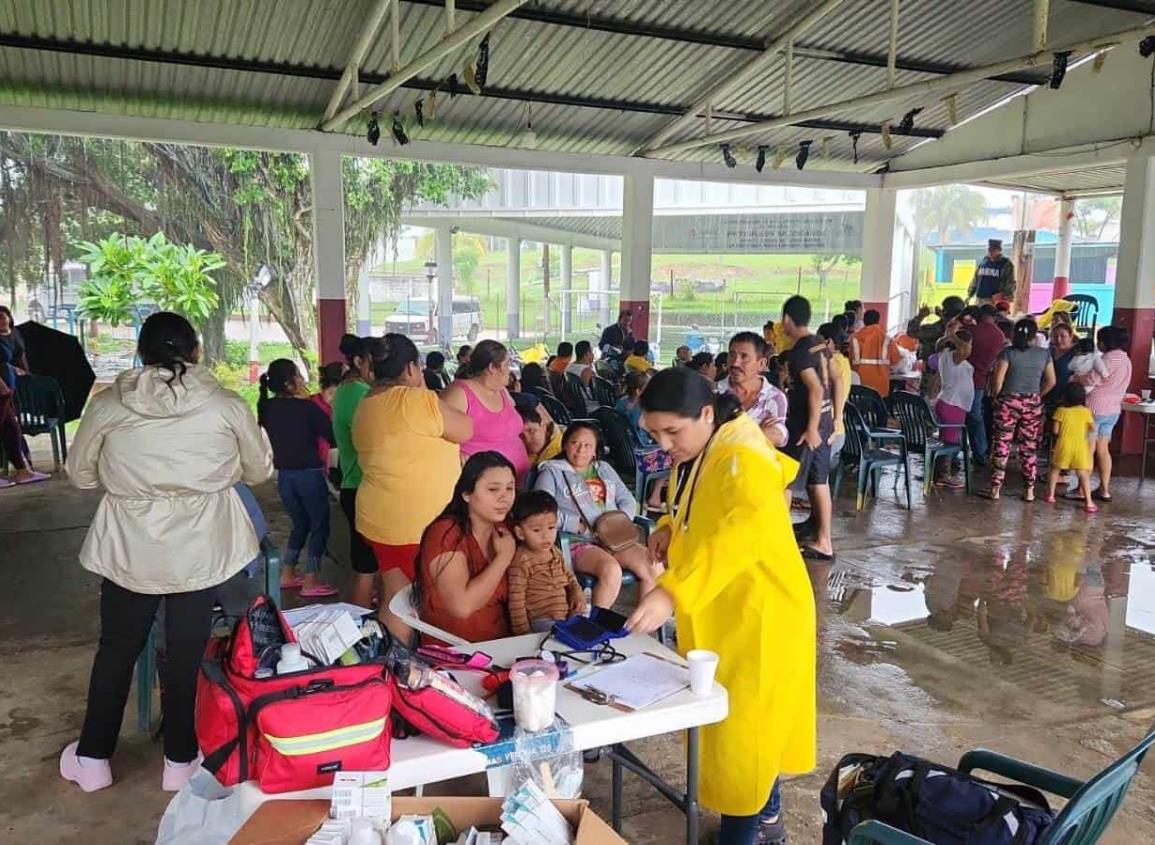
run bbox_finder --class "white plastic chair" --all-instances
[387,584,471,648]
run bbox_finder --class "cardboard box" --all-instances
[229,796,627,845]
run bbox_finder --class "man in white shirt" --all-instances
[715,331,788,447]
[565,340,598,412]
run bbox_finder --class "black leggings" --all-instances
[339,487,378,575]
[77,579,216,762]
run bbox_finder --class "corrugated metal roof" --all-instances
[0,0,1140,173]
[985,165,1127,196]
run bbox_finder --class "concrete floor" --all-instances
[2,442,1154,844]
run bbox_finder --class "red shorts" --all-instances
[368,541,419,580]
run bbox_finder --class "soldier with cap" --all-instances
[968,239,1015,304]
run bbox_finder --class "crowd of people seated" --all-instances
[46,288,1139,842]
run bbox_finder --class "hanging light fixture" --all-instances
[848,130,862,164]
[897,107,922,134]
[754,145,769,172]
[1092,51,1107,73]
[1050,51,1071,89]
[880,120,893,151]
[516,103,538,149]
[463,60,482,94]
[391,112,410,145]
[720,143,737,168]
[476,33,491,89]
[771,146,788,170]
[942,93,959,125]
[414,99,425,127]
[366,112,381,146]
[795,140,813,170]
[1139,36,1155,58]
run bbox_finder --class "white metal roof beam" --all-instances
[638,0,848,153]
[322,0,530,131]
[323,0,392,123]
[646,21,1155,159]
[0,104,882,188]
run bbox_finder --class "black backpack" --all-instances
[821,752,1055,845]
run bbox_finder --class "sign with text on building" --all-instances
[653,211,864,254]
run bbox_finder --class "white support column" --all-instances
[860,187,901,331]
[506,237,521,341]
[598,250,613,329]
[560,244,573,337]
[436,226,454,347]
[1052,197,1074,300]
[1111,154,1155,452]
[621,172,655,338]
[310,148,346,364]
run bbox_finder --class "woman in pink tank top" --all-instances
[442,340,530,482]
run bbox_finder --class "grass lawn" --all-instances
[372,245,863,347]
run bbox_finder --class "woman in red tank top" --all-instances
[415,451,516,643]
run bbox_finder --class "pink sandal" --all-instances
[300,583,339,598]
[279,573,305,590]
[1084,503,1098,514]
[1043,494,1056,503]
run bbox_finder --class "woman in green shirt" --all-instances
[332,335,385,607]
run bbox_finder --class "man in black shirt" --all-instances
[598,310,635,361]
[781,295,837,561]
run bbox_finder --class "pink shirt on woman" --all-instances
[1077,349,1132,418]
[460,382,531,479]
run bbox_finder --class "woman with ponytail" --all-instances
[353,333,473,640]
[258,358,338,597]
[981,317,1056,501]
[625,366,815,845]
[62,313,273,794]
[331,335,383,607]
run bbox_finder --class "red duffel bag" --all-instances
[195,595,391,792]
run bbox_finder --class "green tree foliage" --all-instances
[0,131,489,360]
[810,253,860,293]
[1071,196,1121,241]
[76,232,224,326]
[920,185,989,247]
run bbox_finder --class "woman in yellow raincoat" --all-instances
[627,366,816,845]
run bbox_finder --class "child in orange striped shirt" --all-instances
[508,490,587,635]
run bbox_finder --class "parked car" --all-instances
[384,296,482,343]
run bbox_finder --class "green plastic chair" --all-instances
[837,403,911,510]
[888,391,971,496]
[14,374,68,470]
[848,725,1155,845]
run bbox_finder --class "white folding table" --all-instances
[1122,401,1155,482]
[157,632,728,845]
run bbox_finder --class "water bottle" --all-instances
[275,643,308,675]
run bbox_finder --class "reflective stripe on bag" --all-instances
[263,716,387,756]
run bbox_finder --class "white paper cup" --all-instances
[687,649,720,696]
[1143,389,1152,402]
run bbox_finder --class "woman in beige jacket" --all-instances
[59,313,273,794]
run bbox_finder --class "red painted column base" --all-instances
[318,299,347,366]
[621,299,650,340]
[1112,306,1154,456]
[1051,275,1070,300]
[863,301,889,328]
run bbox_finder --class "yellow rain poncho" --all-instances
[658,413,816,816]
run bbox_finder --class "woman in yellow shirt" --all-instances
[624,339,653,374]
[627,367,815,845]
[353,333,473,639]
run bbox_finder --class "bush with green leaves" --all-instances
[77,232,224,326]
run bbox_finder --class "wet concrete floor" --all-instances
[2,444,1153,843]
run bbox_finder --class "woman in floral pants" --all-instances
[982,319,1056,502]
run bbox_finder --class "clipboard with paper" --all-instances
[566,653,691,711]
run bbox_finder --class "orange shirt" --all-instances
[548,357,572,375]
[850,324,899,397]
[418,517,510,644]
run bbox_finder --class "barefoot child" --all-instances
[507,490,587,635]
[1045,382,1096,512]
[259,359,339,596]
